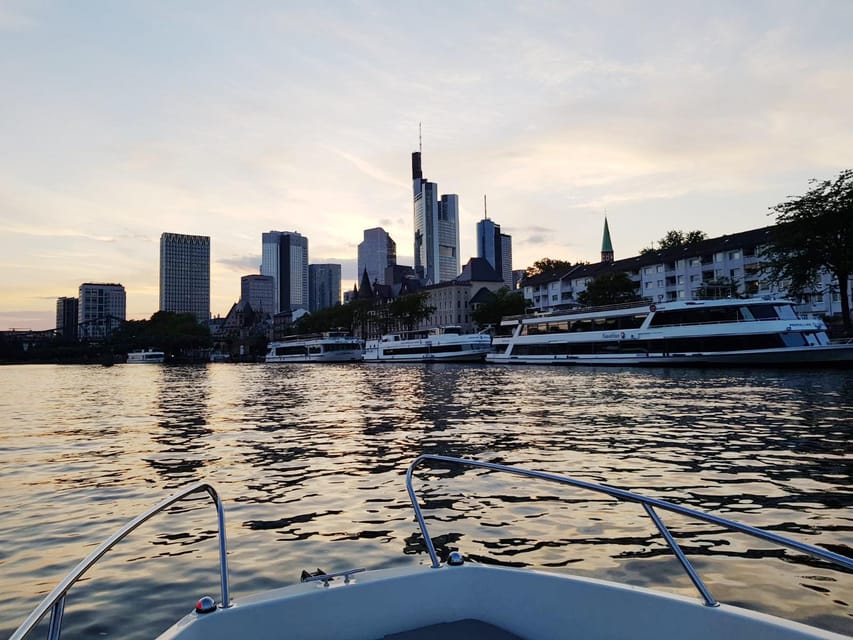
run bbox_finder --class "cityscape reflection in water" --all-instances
[0,363,850,638]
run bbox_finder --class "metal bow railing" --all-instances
[10,483,230,640]
[405,454,853,607]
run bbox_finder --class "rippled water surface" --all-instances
[1,363,851,638]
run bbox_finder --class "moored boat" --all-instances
[11,455,852,640]
[488,297,853,366]
[126,348,165,364]
[364,326,492,363]
[265,332,363,363]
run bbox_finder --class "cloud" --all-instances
[218,255,261,273]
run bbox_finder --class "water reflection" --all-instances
[148,365,215,482]
[0,364,850,639]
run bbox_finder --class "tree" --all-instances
[764,169,853,334]
[294,304,355,334]
[525,258,575,278]
[576,272,641,306]
[389,291,435,331]
[641,229,708,254]
[471,287,528,328]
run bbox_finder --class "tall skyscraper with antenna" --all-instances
[476,195,513,289]
[411,131,459,284]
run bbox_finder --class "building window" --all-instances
[714,252,724,263]
[656,265,664,273]
[728,250,741,260]
[689,258,700,267]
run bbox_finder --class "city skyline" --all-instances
[2,2,851,330]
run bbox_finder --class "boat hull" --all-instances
[265,352,363,363]
[487,343,853,367]
[158,564,848,640]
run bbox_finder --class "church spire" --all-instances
[601,217,614,263]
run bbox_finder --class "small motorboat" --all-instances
[11,455,852,640]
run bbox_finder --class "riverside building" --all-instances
[159,232,210,323]
[78,283,126,340]
[522,223,850,321]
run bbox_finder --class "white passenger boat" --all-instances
[11,455,852,640]
[265,332,363,363]
[488,297,853,366]
[126,348,165,364]
[364,326,492,363]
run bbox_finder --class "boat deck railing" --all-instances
[10,483,230,640]
[405,454,853,607]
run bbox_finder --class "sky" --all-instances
[1,0,851,330]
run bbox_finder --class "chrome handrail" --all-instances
[10,483,230,640]
[405,454,853,607]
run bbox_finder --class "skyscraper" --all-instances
[476,217,513,290]
[358,228,396,286]
[56,296,78,340]
[159,232,211,323]
[240,274,275,314]
[261,231,309,313]
[412,151,459,284]
[78,283,125,340]
[309,264,342,312]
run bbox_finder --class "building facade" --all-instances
[412,151,459,284]
[522,224,852,321]
[358,227,396,286]
[240,274,275,314]
[56,296,79,340]
[476,217,513,290]
[309,263,342,312]
[261,231,309,313]
[159,232,210,323]
[78,283,126,340]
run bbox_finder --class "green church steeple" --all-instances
[601,217,614,263]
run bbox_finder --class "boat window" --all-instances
[780,333,807,347]
[275,345,308,356]
[744,304,778,320]
[775,305,797,320]
[495,322,517,337]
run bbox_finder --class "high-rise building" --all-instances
[412,151,459,284]
[261,231,309,313]
[56,296,79,340]
[240,275,275,314]
[358,228,396,286]
[309,264,342,312]
[476,217,513,290]
[159,232,210,323]
[78,283,125,340]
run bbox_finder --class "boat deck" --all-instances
[383,619,522,639]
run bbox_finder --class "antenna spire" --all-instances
[418,122,422,153]
[484,194,488,219]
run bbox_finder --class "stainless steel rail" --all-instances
[405,454,853,607]
[10,483,230,640]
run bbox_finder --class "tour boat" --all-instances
[126,348,166,364]
[11,455,851,640]
[488,297,853,366]
[265,332,363,363]
[364,326,492,363]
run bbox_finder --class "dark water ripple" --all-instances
[0,363,851,638]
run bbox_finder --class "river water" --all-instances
[0,363,851,638]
